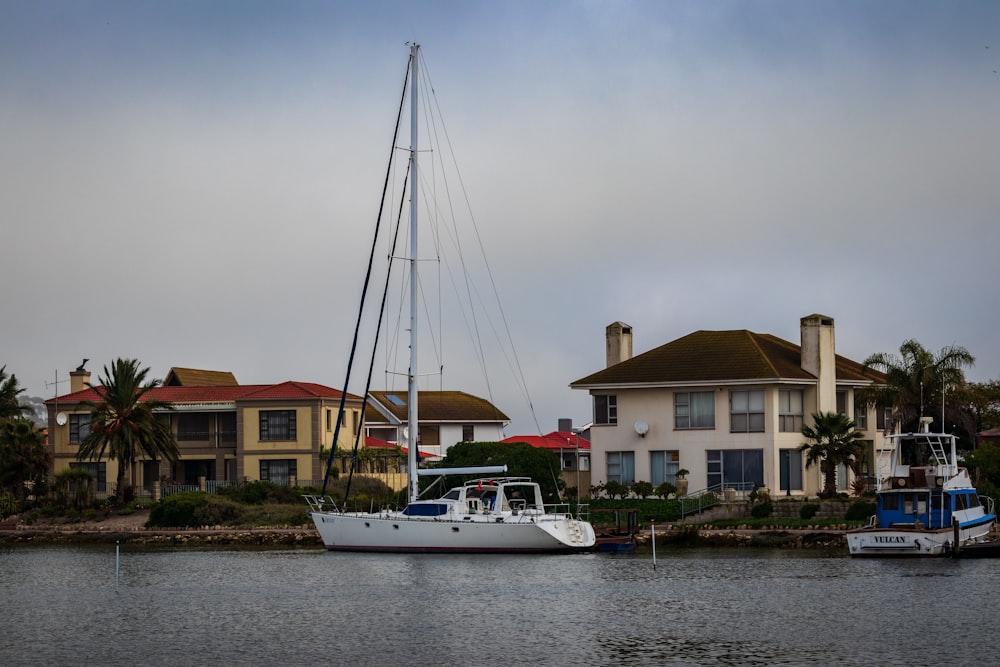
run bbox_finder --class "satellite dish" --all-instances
[634,420,649,437]
[56,412,68,426]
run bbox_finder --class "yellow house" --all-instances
[45,366,364,494]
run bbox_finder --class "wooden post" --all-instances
[952,517,961,558]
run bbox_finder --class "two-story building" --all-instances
[46,366,365,493]
[571,315,888,497]
[364,390,509,460]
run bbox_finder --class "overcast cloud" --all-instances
[2,1,998,436]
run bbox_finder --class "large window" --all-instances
[675,392,714,429]
[779,448,803,492]
[730,390,764,433]
[69,413,90,444]
[177,413,210,441]
[259,410,296,441]
[707,449,763,491]
[260,459,297,484]
[69,461,107,493]
[595,395,618,425]
[650,450,680,486]
[778,389,803,433]
[606,451,634,485]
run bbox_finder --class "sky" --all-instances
[2,1,999,437]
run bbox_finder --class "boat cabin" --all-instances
[877,489,983,530]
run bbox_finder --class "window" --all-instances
[779,448,803,491]
[595,395,617,425]
[854,403,868,429]
[218,413,237,443]
[882,494,899,511]
[462,424,475,442]
[606,451,634,485]
[650,450,680,486]
[778,389,803,433]
[675,392,714,429]
[706,449,763,491]
[730,390,764,433]
[69,461,107,493]
[876,405,893,431]
[260,459,297,484]
[259,410,296,441]
[177,413,210,441]
[837,391,847,415]
[69,414,90,444]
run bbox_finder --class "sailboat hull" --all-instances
[310,510,595,553]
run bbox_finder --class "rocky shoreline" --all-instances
[1,512,848,551]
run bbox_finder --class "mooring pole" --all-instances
[651,520,657,570]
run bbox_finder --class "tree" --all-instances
[434,441,564,501]
[0,416,51,500]
[858,339,975,435]
[76,358,179,503]
[799,411,867,498]
[0,365,29,419]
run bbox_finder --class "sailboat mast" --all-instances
[407,43,420,504]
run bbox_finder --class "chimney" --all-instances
[558,418,573,433]
[800,314,836,413]
[606,322,633,368]
[69,359,91,394]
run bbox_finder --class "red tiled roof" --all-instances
[47,382,358,405]
[571,329,884,387]
[365,435,434,459]
[502,431,591,451]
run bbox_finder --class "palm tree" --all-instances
[0,365,29,419]
[799,411,867,498]
[858,339,975,434]
[0,416,51,500]
[77,358,179,503]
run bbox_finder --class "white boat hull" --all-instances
[310,510,595,553]
[847,520,994,557]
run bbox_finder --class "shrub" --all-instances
[631,481,654,499]
[750,501,773,518]
[845,500,877,521]
[149,491,221,528]
[654,482,676,499]
[799,503,820,520]
[217,480,300,505]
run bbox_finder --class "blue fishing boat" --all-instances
[847,418,995,557]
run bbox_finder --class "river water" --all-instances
[1,543,994,666]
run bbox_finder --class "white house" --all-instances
[570,315,889,497]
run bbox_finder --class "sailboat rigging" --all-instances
[304,43,595,553]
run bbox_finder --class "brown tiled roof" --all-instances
[367,390,510,424]
[571,329,883,387]
[163,367,238,386]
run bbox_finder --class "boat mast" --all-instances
[407,43,420,504]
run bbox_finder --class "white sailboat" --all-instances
[304,44,595,553]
